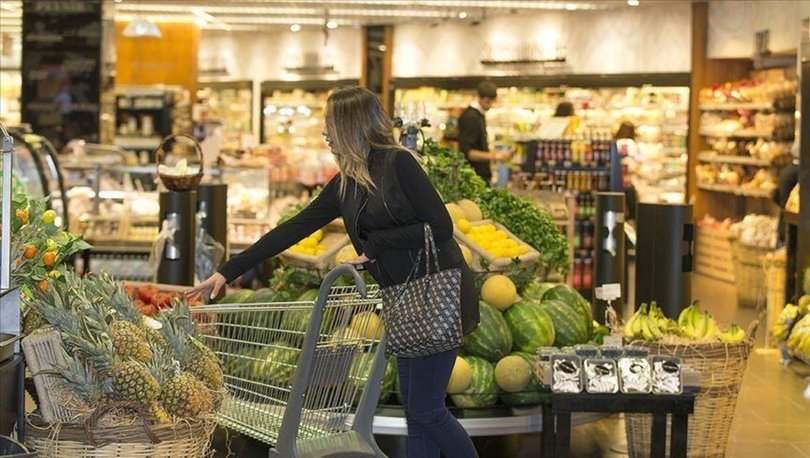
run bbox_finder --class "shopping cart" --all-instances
[193,264,388,458]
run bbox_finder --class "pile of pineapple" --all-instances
[25,271,223,423]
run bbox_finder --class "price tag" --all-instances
[603,335,623,347]
[595,283,621,301]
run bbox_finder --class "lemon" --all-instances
[457,219,472,233]
[482,224,496,233]
[503,239,518,249]
[311,229,324,242]
[516,245,529,254]
[491,231,507,241]
[303,247,316,256]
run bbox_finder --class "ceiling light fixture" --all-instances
[458,11,468,19]
[565,3,577,10]
[326,20,338,29]
[290,23,301,32]
[122,17,162,38]
[627,0,640,5]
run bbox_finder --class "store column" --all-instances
[21,0,103,150]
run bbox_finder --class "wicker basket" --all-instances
[155,134,204,192]
[625,331,755,458]
[763,248,787,347]
[25,404,215,458]
[730,241,772,308]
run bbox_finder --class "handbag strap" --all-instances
[423,223,441,275]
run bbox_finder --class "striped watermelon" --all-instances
[499,352,550,406]
[248,342,301,385]
[503,300,555,353]
[540,299,590,347]
[218,289,254,304]
[450,356,499,408]
[463,301,513,362]
[281,289,322,334]
[542,285,593,337]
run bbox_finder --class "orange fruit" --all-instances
[38,279,48,292]
[15,209,28,225]
[42,251,57,267]
[23,244,37,259]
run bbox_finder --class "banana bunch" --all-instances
[719,324,746,343]
[624,304,663,341]
[648,302,679,334]
[770,304,800,344]
[677,302,720,340]
[786,315,810,364]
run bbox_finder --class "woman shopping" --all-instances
[187,86,480,458]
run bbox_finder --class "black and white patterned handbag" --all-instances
[381,223,463,358]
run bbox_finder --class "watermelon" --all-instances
[540,299,590,347]
[244,288,284,331]
[246,288,280,304]
[522,281,556,302]
[450,356,498,408]
[218,289,254,304]
[499,352,550,406]
[542,285,593,337]
[248,342,301,385]
[281,289,322,334]
[351,355,397,405]
[503,300,555,353]
[462,301,513,362]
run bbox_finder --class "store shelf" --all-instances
[697,151,772,167]
[699,101,775,111]
[113,136,163,149]
[696,183,774,199]
[699,129,775,139]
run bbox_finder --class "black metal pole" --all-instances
[635,203,694,319]
[157,191,196,286]
[197,183,228,261]
[594,192,626,324]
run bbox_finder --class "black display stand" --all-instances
[542,391,697,458]
[198,183,228,259]
[594,192,626,323]
[157,191,196,285]
[635,203,694,318]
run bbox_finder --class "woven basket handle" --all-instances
[746,319,760,339]
[83,401,162,447]
[154,133,204,175]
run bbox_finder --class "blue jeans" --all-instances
[397,349,478,458]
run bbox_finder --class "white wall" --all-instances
[199,27,362,81]
[708,0,810,58]
[392,2,692,77]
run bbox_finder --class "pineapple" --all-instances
[112,360,161,403]
[52,354,107,407]
[148,401,171,424]
[110,320,152,362]
[184,337,223,390]
[161,372,212,418]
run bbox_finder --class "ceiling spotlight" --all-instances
[458,11,468,19]
[290,23,301,32]
[377,44,387,52]
[122,18,162,38]
[627,0,640,5]
[565,3,577,10]
[326,20,338,29]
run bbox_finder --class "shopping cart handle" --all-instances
[323,263,368,298]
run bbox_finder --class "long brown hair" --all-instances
[325,86,402,197]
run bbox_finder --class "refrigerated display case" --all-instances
[196,80,254,151]
[6,127,69,229]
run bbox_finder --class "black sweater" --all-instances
[457,106,491,183]
[218,147,480,335]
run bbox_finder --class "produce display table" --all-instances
[542,389,697,458]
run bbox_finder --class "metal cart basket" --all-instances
[193,264,388,458]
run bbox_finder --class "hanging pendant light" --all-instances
[122,17,162,38]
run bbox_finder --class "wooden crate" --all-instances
[694,226,735,284]
[454,219,540,272]
[279,226,350,270]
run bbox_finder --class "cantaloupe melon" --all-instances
[457,199,483,222]
[481,275,517,311]
[445,203,465,223]
[494,354,533,393]
[349,311,384,340]
[446,356,472,394]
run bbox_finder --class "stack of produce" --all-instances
[771,270,810,363]
[624,302,745,343]
[422,140,568,273]
[440,276,599,408]
[287,229,328,256]
[24,271,223,423]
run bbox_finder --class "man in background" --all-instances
[458,81,510,184]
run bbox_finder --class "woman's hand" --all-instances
[341,253,373,265]
[185,272,227,302]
